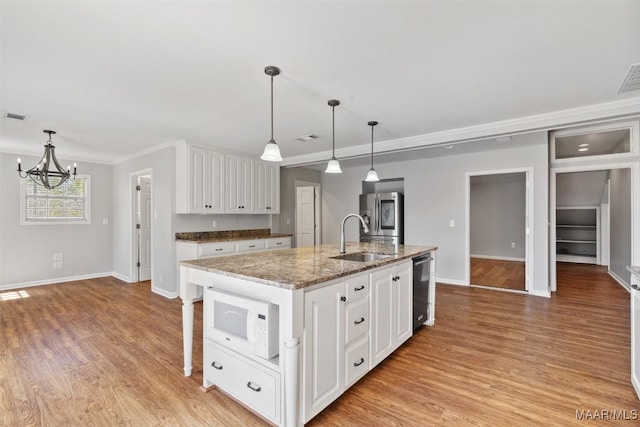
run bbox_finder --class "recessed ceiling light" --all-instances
[578,147,589,152]
[296,134,318,142]
[444,145,454,150]
[578,143,589,147]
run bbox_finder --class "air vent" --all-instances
[618,64,640,94]
[3,112,29,121]
[296,134,318,142]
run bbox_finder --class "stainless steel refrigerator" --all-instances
[359,192,404,245]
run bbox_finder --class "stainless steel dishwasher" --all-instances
[413,253,432,330]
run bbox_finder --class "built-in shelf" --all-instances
[555,207,599,265]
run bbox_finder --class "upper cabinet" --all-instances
[254,161,280,213]
[177,142,279,215]
[225,155,254,213]
[176,143,225,214]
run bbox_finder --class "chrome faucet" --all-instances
[340,214,369,254]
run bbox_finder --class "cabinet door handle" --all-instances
[354,285,365,291]
[354,358,365,367]
[246,381,261,392]
[276,242,282,245]
[340,296,346,302]
[249,245,255,248]
[211,361,223,370]
[354,317,365,325]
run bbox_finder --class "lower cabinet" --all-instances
[370,261,412,368]
[204,340,281,424]
[303,272,371,423]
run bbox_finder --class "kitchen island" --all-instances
[180,242,437,426]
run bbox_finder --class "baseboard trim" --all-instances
[529,289,551,298]
[152,286,179,299]
[608,269,630,292]
[0,271,114,291]
[111,272,132,283]
[436,277,468,286]
[470,254,526,262]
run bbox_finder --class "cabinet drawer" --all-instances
[266,237,291,249]
[345,338,369,388]
[205,340,280,424]
[198,242,236,258]
[237,240,266,252]
[345,297,369,345]
[346,274,369,302]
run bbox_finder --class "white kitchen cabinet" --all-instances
[303,272,371,423]
[176,143,225,214]
[303,281,345,422]
[370,260,412,368]
[254,161,280,213]
[225,154,254,213]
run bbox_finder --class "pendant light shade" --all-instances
[325,99,342,174]
[365,121,380,182]
[260,66,283,162]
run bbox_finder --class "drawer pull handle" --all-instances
[211,361,223,370]
[249,245,255,248]
[247,382,261,392]
[276,242,282,245]
[354,317,365,325]
[354,285,365,291]
[340,296,347,302]
[215,248,223,252]
[354,358,365,367]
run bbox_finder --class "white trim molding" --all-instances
[152,286,179,299]
[608,269,631,292]
[0,271,115,292]
[436,278,468,287]
[470,254,526,262]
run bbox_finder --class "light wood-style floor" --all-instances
[1,264,638,426]
[470,257,526,290]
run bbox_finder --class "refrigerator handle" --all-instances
[375,196,380,232]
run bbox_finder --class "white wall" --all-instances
[0,153,113,288]
[112,146,270,298]
[609,168,631,285]
[470,175,526,260]
[321,132,549,295]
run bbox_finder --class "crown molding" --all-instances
[281,96,640,167]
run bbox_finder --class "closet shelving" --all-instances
[556,207,599,264]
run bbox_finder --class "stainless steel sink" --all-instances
[330,252,392,262]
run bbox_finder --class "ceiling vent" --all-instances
[618,64,640,94]
[3,112,29,121]
[296,134,318,142]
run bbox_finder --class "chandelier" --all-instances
[17,130,77,190]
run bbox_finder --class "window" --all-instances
[21,175,91,224]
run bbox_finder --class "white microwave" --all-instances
[204,287,279,360]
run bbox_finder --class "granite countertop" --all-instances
[181,242,437,290]
[176,228,293,243]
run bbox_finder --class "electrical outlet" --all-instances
[511,242,516,248]
[53,253,63,261]
[449,219,455,227]
[286,218,290,225]
[103,218,109,225]
[53,261,63,269]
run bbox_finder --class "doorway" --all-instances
[131,170,152,283]
[295,181,321,248]
[466,169,533,292]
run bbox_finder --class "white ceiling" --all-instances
[1,1,640,166]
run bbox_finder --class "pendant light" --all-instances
[17,130,77,190]
[260,66,282,162]
[325,99,342,173]
[365,121,380,182]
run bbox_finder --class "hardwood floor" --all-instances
[1,264,638,426]
[470,257,526,290]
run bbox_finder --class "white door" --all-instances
[370,267,394,367]
[632,285,640,399]
[296,186,316,247]
[303,282,344,422]
[137,176,152,281]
